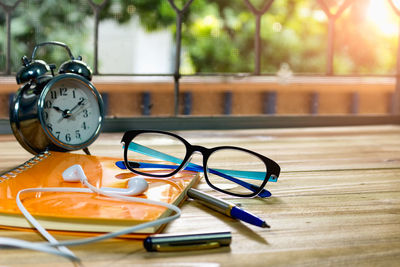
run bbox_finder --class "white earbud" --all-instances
[62,164,87,182]
[62,164,148,196]
[100,177,148,195]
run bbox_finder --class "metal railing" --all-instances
[2,0,398,73]
[1,0,400,122]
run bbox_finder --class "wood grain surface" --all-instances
[0,125,399,266]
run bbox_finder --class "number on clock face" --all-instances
[42,78,101,146]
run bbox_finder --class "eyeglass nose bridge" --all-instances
[184,145,209,170]
[190,145,209,156]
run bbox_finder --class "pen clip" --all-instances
[155,241,222,252]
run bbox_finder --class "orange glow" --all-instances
[367,0,399,36]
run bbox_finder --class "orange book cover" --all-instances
[0,151,199,235]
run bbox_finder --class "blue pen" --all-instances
[187,188,270,228]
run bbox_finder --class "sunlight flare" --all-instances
[367,0,398,36]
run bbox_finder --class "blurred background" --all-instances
[1,0,400,121]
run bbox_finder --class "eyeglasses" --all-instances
[118,130,280,198]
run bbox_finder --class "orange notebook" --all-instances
[0,151,199,236]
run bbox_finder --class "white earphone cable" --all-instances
[0,173,181,263]
[0,237,80,263]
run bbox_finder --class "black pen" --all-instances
[143,231,232,252]
[187,188,270,228]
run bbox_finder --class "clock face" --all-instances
[39,74,104,150]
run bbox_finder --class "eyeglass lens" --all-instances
[206,148,267,196]
[126,132,187,176]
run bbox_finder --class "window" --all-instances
[1,0,399,127]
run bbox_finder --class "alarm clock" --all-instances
[10,41,104,155]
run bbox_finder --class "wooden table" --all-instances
[1,125,400,266]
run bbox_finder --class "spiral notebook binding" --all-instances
[0,150,51,182]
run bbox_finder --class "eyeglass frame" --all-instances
[121,130,281,198]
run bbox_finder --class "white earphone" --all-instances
[62,164,149,196]
[61,164,87,182]
[0,164,181,263]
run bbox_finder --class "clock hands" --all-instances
[53,105,71,119]
[69,98,86,114]
[54,98,87,121]
[52,106,64,113]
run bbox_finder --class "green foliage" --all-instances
[0,0,93,72]
[180,0,328,73]
[99,0,176,30]
[0,0,398,75]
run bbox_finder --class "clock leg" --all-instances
[83,147,91,155]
